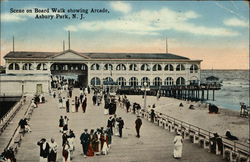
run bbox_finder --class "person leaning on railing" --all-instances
[210,133,223,155]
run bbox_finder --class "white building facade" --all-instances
[1,49,202,95]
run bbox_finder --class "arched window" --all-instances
[164,64,174,71]
[152,64,162,71]
[141,77,150,86]
[91,64,100,70]
[104,64,113,70]
[129,64,138,71]
[141,64,150,71]
[153,77,162,86]
[129,77,138,87]
[176,77,185,85]
[176,64,185,71]
[117,77,126,86]
[90,77,101,86]
[8,63,19,70]
[22,63,33,70]
[116,64,126,71]
[37,63,48,70]
[103,77,114,85]
[190,64,198,73]
[80,64,87,70]
[164,77,174,85]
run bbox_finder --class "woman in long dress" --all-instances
[114,118,120,136]
[87,129,95,156]
[101,132,109,155]
[67,130,75,156]
[62,141,71,162]
[173,132,183,159]
[48,138,57,162]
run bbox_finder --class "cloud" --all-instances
[224,18,249,27]
[65,8,238,37]
[1,13,27,22]
[110,1,131,13]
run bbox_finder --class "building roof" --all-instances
[4,51,58,58]
[4,50,190,60]
[85,53,189,60]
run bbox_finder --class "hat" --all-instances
[84,129,88,131]
[137,115,140,117]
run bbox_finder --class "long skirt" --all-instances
[71,105,75,113]
[102,142,108,155]
[63,150,70,162]
[173,144,183,158]
[114,125,119,136]
[39,157,47,162]
[48,151,57,161]
[104,109,109,115]
[87,144,94,156]
[68,138,74,152]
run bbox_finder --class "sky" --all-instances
[0,1,249,69]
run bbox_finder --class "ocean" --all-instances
[201,70,249,111]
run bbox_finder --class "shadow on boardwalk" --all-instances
[15,89,223,162]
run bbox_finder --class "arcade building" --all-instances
[0,49,202,96]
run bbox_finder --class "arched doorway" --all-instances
[50,63,88,88]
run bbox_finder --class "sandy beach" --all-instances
[125,95,249,143]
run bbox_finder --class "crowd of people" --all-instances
[6,84,238,161]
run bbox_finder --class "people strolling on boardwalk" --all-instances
[82,94,87,113]
[63,116,69,133]
[150,109,156,123]
[48,138,57,162]
[37,138,50,162]
[67,130,76,155]
[80,129,90,157]
[59,116,64,132]
[62,140,71,162]
[75,96,80,112]
[107,116,115,135]
[66,99,70,113]
[173,131,183,159]
[118,117,124,138]
[87,129,95,156]
[0,147,16,162]
[135,115,142,138]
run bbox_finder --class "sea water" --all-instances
[201,70,249,111]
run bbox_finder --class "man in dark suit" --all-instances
[66,99,70,113]
[107,116,115,135]
[37,138,50,161]
[80,129,90,157]
[135,116,142,138]
[118,117,124,138]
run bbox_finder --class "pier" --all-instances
[117,84,222,102]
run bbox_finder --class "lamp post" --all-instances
[143,82,147,109]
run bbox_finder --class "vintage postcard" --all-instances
[0,1,249,162]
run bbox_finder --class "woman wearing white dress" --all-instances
[114,119,119,136]
[101,132,109,155]
[173,132,183,159]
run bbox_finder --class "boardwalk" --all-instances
[7,89,222,162]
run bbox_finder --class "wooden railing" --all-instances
[4,99,34,154]
[0,96,26,135]
[138,109,250,162]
